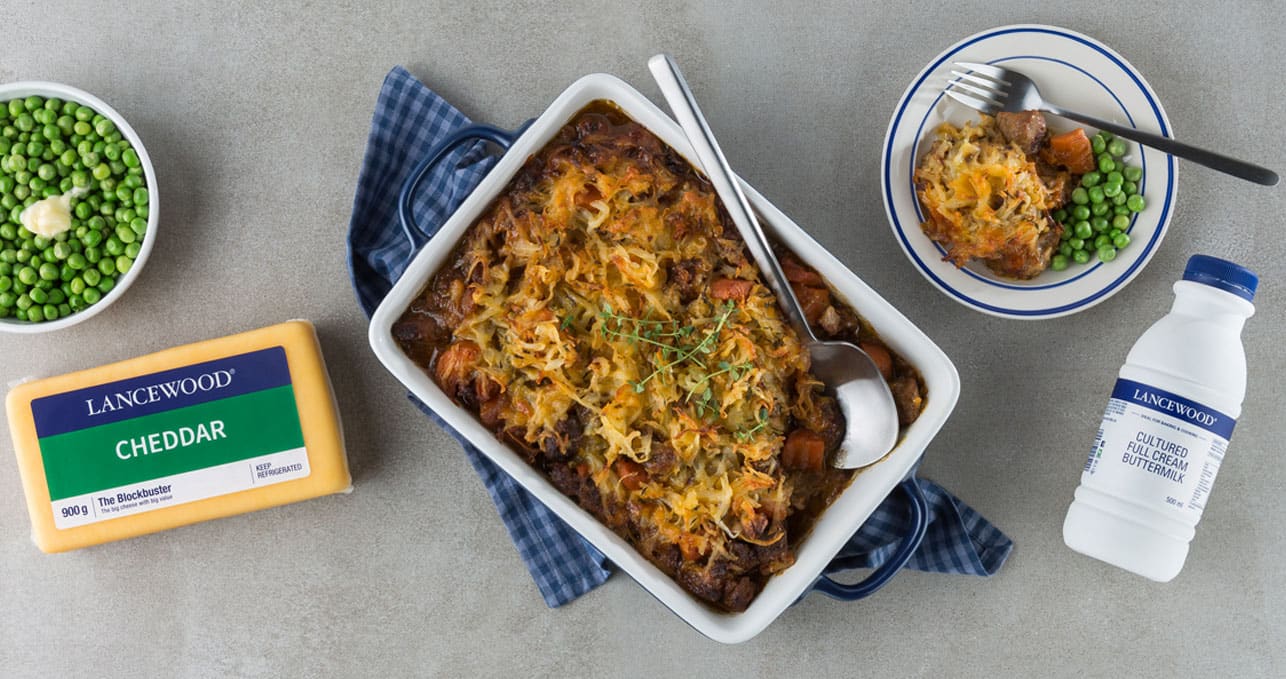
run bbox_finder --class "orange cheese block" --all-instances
[6,320,351,552]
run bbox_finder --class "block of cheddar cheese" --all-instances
[6,320,351,552]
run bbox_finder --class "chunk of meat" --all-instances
[711,277,753,302]
[891,375,923,426]
[995,110,1047,155]
[433,340,480,404]
[1041,128,1095,174]
[644,440,677,476]
[539,406,585,462]
[792,284,830,324]
[668,258,706,304]
[814,397,845,454]
[478,396,506,429]
[859,341,894,380]
[614,458,648,491]
[782,429,827,471]
[984,216,1062,280]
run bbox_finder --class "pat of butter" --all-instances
[6,321,351,553]
[19,191,77,238]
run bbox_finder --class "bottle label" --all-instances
[1082,378,1235,519]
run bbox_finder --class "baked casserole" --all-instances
[393,103,925,612]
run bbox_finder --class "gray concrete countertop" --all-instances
[2,2,1283,677]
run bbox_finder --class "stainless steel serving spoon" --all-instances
[648,54,900,468]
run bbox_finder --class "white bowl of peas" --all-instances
[0,81,157,332]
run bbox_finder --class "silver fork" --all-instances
[947,61,1279,186]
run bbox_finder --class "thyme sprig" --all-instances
[597,300,738,394]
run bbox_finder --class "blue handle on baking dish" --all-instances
[397,121,532,249]
[810,476,929,601]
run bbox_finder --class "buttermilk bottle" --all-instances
[1063,254,1257,581]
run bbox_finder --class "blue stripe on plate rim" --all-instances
[910,55,1141,291]
[882,25,1176,317]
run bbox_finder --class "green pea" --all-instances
[115,256,131,275]
[1088,186,1105,204]
[1098,245,1118,262]
[1127,195,1146,212]
[84,247,101,265]
[1091,217,1109,233]
[124,241,141,258]
[132,187,148,205]
[94,119,116,137]
[129,217,146,236]
[7,100,23,117]
[1094,235,1112,250]
[105,236,124,255]
[1059,227,1071,242]
[1059,242,1073,257]
[38,262,58,280]
[98,276,115,294]
[1051,254,1069,271]
[68,252,87,270]
[123,174,142,189]
[1098,155,1115,174]
[1071,187,1089,205]
[97,258,116,276]
[115,225,136,244]
[1113,233,1131,249]
[1081,171,1101,187]
[28,287,47,304]
[14,114,34,132]
[0,291,13,308]
[1074,221,1093,239]
[74,106,93,122]
[0,276,9,293]
[1091,135,1106,154]
[67,294,84,311]
[82,286,101,304]
[1107,140,1128,157]
[1071,205,1091,222]
[121,148,139,168]
[83,267,101,286]
[109,160,125,176]
[1091,202,1110,217]
[1072,249,1091,265]
[1112,215,1131,230]
[1112,192,1128,206]
[1123,166,1142,182]
[17,266,37,285]
[92,163,111,181]
[52,242,71,260]
[68,277,85,295]
[1069,237,1085,251]
[1102,182,1122,198]
[1123,181,1138,196]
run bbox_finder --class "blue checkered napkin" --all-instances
[347,66,1013,607]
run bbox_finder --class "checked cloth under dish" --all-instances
[346,65,1013,607]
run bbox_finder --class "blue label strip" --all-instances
[31,346,292,438]
[1112,378,1236,440]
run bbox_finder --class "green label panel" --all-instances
[39,385,305,501]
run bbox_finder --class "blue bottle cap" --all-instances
[1183,254,1257,302]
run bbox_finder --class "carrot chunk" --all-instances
[859,341,894,380]
[615,458,649,491]
[782,430,827,471]
[711,278,753,302]
[1043,128,1095,174]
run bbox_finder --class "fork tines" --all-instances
[944,61,1009,114]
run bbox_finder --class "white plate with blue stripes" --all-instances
[881,24,1176,319]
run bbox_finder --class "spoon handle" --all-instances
[648,54,817,341]
[1043,104,1279,186]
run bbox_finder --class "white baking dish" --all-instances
[367,73,960,643]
